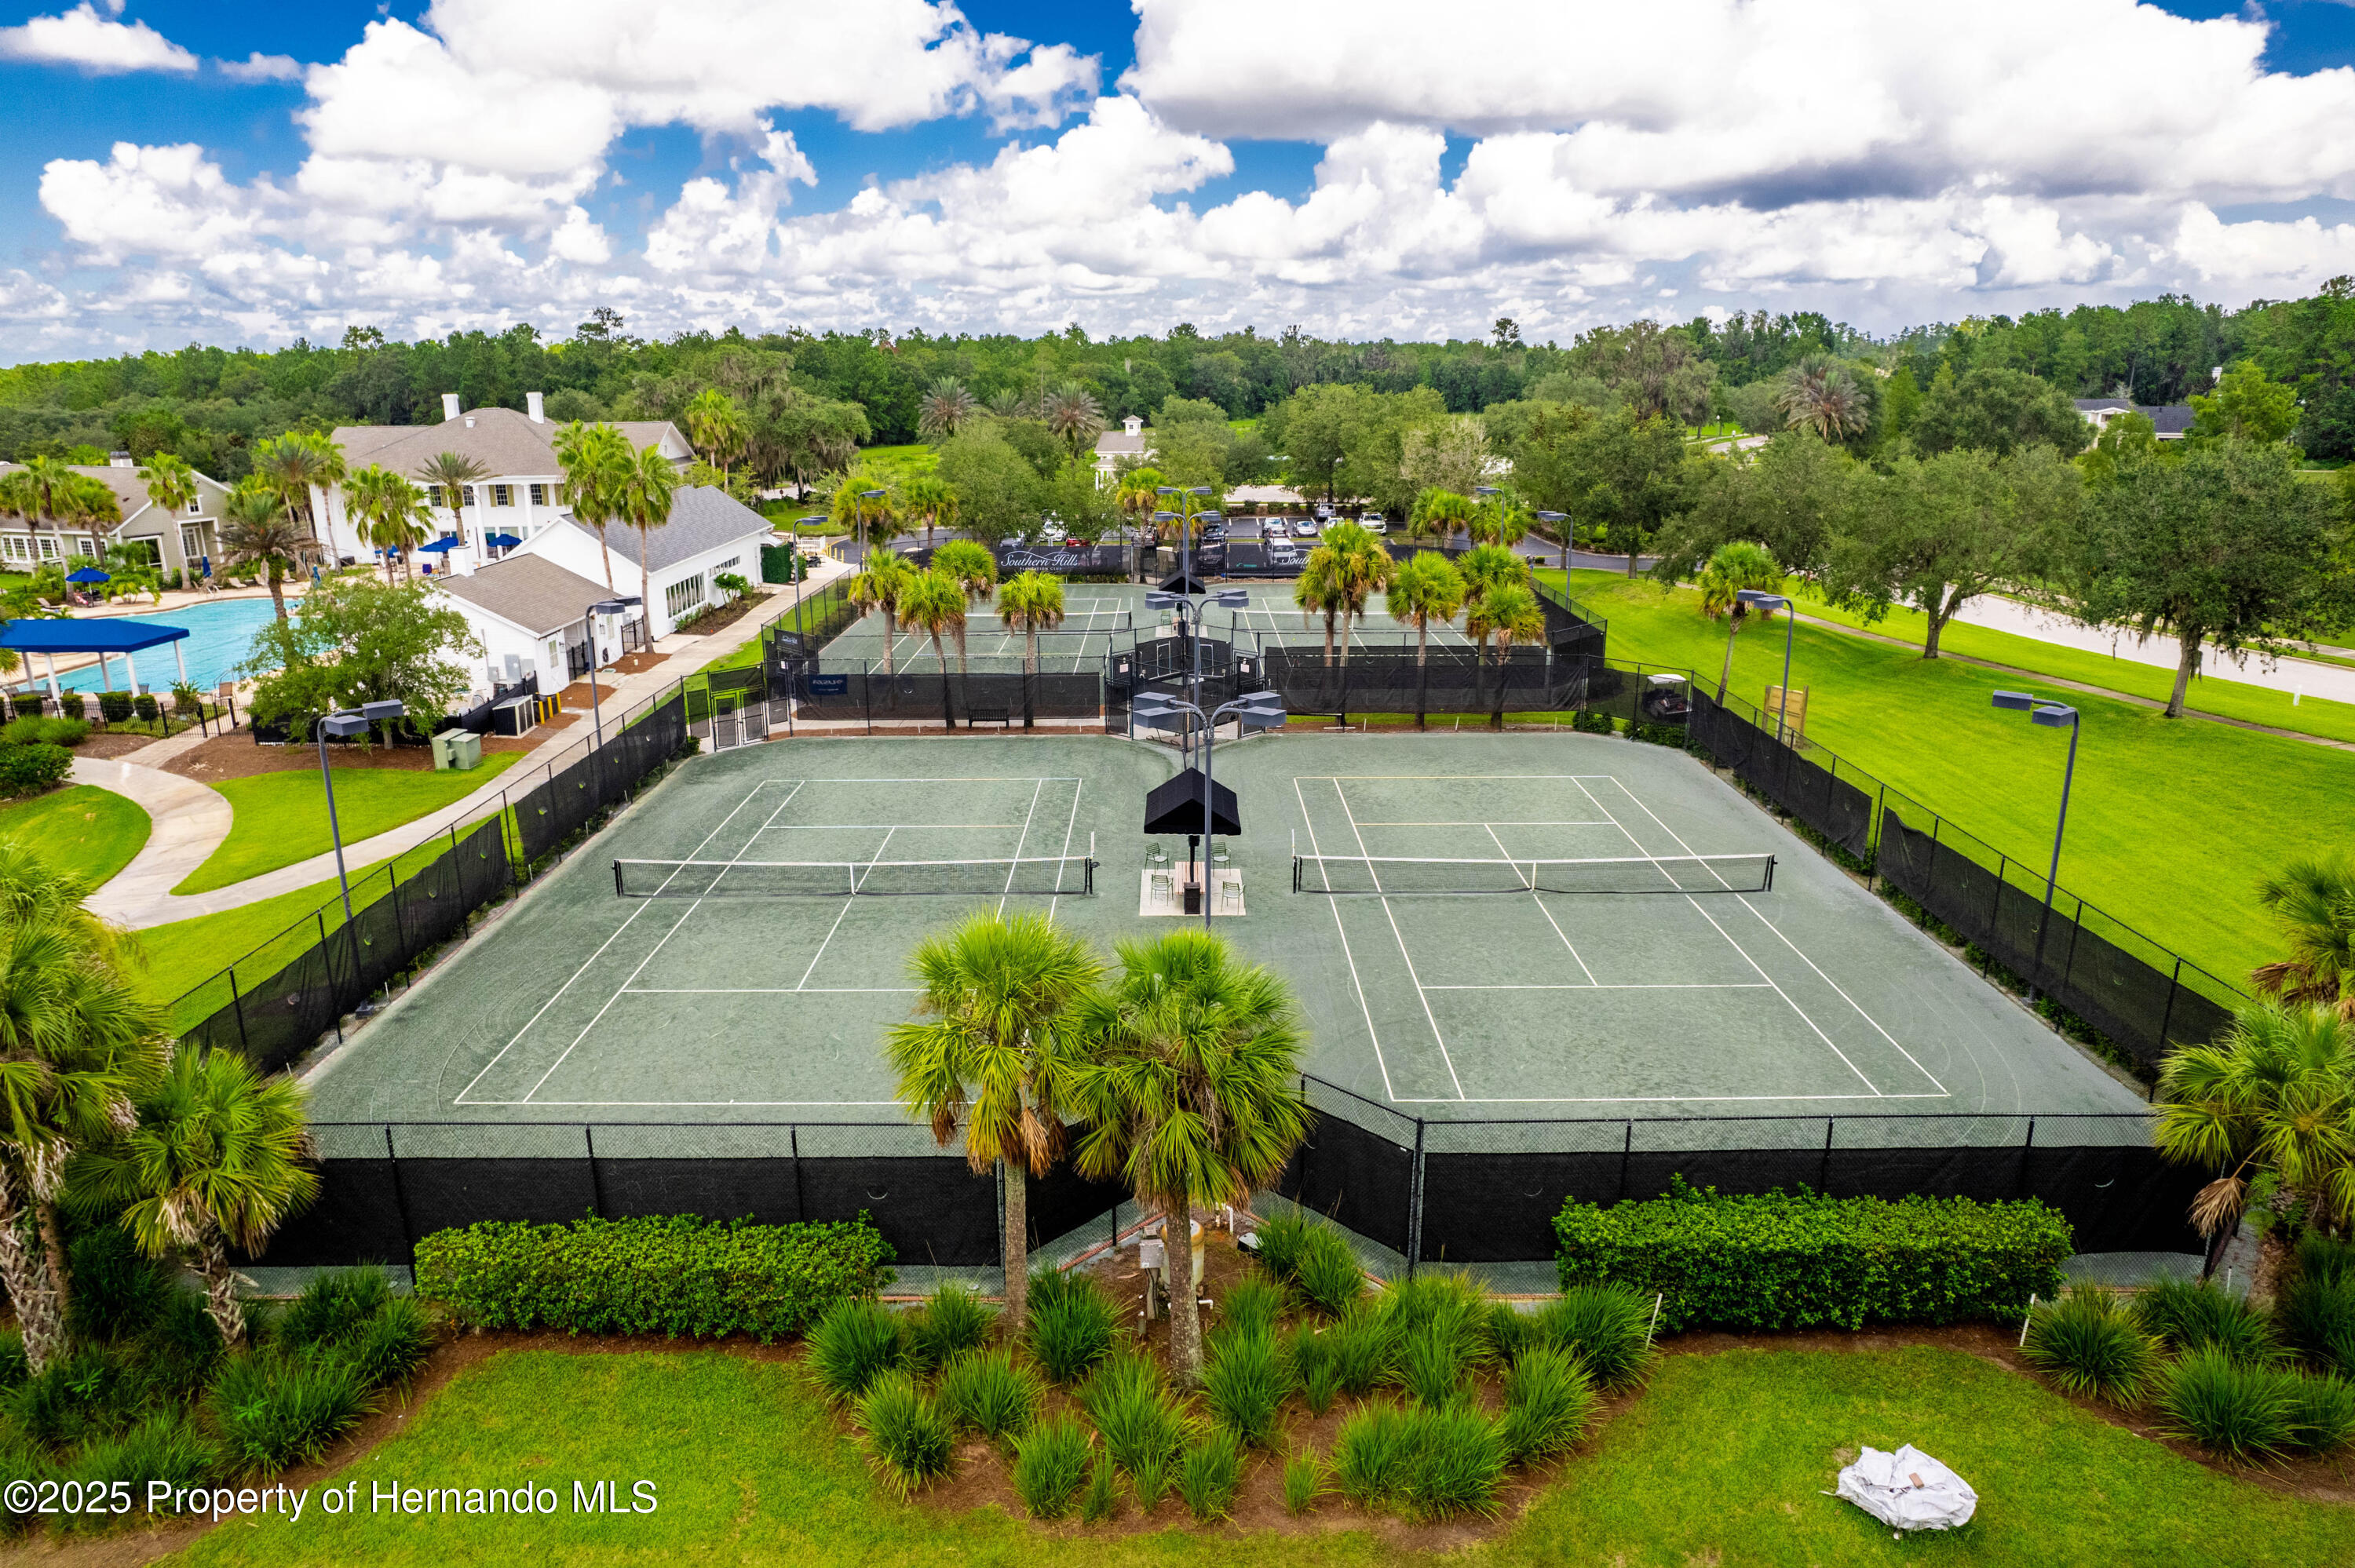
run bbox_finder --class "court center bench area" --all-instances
[283,729,2182,1274]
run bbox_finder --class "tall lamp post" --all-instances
[1132,689,1287,928]
[318,698,405,973]
[793,516,827,641]
[1473,485,1501,552]
[585,595,641,749]
[1536,510,1568,573]
[1147,586,1248,765]
[1992,690,2081,1001]
[853,487,885,561]
[1736,589,1795,741]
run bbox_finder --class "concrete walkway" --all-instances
[83,562,849,931]
[1949,594,2355,706]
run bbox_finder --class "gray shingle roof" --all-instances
[329,407,688,480]
[0,462,226,529]
[430,554,615,636]
[605,484,772,573]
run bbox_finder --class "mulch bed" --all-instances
[162,728,552,783]
[73,731,172,761]
[670,597,761,640]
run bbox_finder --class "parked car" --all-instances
[1004,532,1027,548]
[1292,517,1320,538]
[1360,513,1387,534]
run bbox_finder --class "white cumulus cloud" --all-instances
[0,2,196,75]
[216,51,304,84]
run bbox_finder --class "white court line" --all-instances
[454,777,779,1106]
[1605,776,1948,1096]
[996,779,1047,917]
[1572,776,1884,1097]
[1389,1092,1953,1105]
[1048,775,1084,921]
[1422,983,1774,990]
[1334,777,1466,1100]
[795,824,893,990]
[1355,820,1614,826]
[517,782,809,1104]
[1483,818,1599,986]
[623,986,922,994]
[1292,775,1398,1103]
[758,822,1026,830]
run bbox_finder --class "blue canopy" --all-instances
[65,567,109,584]
[1,618,188,655]
[485,532,523,549]
[419,537,462,554]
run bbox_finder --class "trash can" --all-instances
[431,729,484,771]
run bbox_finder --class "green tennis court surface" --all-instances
[303,732,2147,1129]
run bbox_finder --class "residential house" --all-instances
[0,454,234,578]
[429,553,623,696]
[1092,415,1153,487]
[319,392,692,568]
[2073,398,2195,440]
[511,484,772,641]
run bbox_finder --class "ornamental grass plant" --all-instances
[855,1370,955,1500]
[2021,1289,2160,1406]
[1010,1415,1091,1519]
[808,1297,905,1405]
[1201,1326,1292,1447]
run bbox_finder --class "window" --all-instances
[180,524,210,560]
[73,537,96,557]
[528,483,547,505]
[715,555,741,574]
[2,535,27,563]
[36,536,58,560]
[425,486,446,509]
[186,498,204,516]
[459,486,476,508]
[664,573,706,621]
[491,484,513,507]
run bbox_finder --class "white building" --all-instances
[319,392,692,568]
[1092,415,1154,487]
[510,485,772,640]
[429,554,623,696]
[2072,398,2195,440]
[0,454,234,578]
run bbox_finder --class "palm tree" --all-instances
[249,431,347,549]
[344,465,429,584]
[619,441,680,635]
[217,482,321,620]
[847,554,915,677]
[1114,466,1164,539]
[137,452,198,540]
[2253,855,2355,1019]
[1042,383,1106,458]
[414,448,494,565]
[1467,492,1530,549]
[1695,541,1784,701]
[0,456,75,551]
[1467,580,1546,729]
[1408,487,1477,548]
[550,423,631,590]
[681,388,748,479]
[931,540,997,673]
[918,377,980,442]
[0,843,162,1373]
[896,570,967,727]
[987,386,1038,421]
[71,1046,316,1349]
[1068,931,1311,1388]
[902,475,959,550]
[826,469,900,558]
[2155,1001,2355,1280]
[59,474,122,565]
[1773,356,1869,441]
[1293,547,1345,668]
[1386,550,1467,729]
[999,571,1064,729]
[1455,542,1528,615]
[1323,520,1393,694]
[885,911,1101,1333]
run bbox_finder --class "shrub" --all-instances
[1291,1326,1342,1416]
[1572,707,1616,735]
[2301,1234,2355,1289]
[855,1370,955,1500]
[1294,1227,1367,1318]
[1378,1273,1494,1358]
[96,691,132,724]
[57,693,84,721]
[1400,1407,1509,1522]
[2134,1279,2282,1366]
[172,684,203,717]
[1085,1355,1187,1482]
[342,1298,436,1391]
[59,1414,221,1531]
[133,1289,225,1402]
[1532,1285,1658,1391]
[1081,1451,1119,1522]
[1556,1179,2072,1332]
[1028,1272,1121,1384]
[1499,1345,1599,1464]
[0,1330,25,1390]
[1283,1448,1329,1515]
[8,694,39,720]
[209,1352,376,1476]
[133,694,159,724]
[66,1226,174,1344]
[1175,1427,1243,1522]
[1129,1447,1173,1511]
[1217,1275,1286,1340]
[0,716,38,746]
[1202,1327,1292,1448]
[2022,1290,2160,1405]
[808,1298,905,1405]
[1332,1402,1417,1504]
[2157,1347,2295,1461]
[415,1213,893,1340]
[1252,1212,1315,1287]
[936,1349,1041,1443]
[0,743,71,797]
[278,1267,393,1352]
[1329,1301,1399,1396]
[2279,1274,2355,1375]
[1486,1301,1534,1365]
[904,1282,995,1372]
[1010,1415,1091,1519]
[3,1344,150,1450]
[2285,1371,2355,1455]
[35,717,87,747]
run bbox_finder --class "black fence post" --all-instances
[585,1125,606,1219]
[227,968,250,1052]
[2158,957,2183,1049]
[384,1125,417,1269]
[1405,1115,1426,1277]
[1820,1117,1835,1191]
[1618,1119,1633,1203]
[790,1125,805,1226]
[1868,782,1886,892]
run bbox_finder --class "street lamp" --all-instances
[854,488,884,560]
[1535,510,1568,573]
[317,698,406,938]
[1993,690,2081,1000]
[1736,589,1795,739]
[1132,688,1287,928]
[586,596,641,749]
[793,518,827,640]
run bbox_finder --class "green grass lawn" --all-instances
[1554,570,2354,986]
[861,443,940,486]
[172,755,522,896]
[165,1343,2353,1566]
[0,782,151,885]
[1780,584,2355,746]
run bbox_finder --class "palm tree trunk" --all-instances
[882,608,899,678]
[1165,1194,1203,1389]
[267,563,287,620]
[1002,1160,1028,1333]
[595,523,615,590]
[0,1172,64,1373]
[197,1241,246,1348]
[1024,623,1039,731]
[934,633,954,729]
[1416,620,1429,730]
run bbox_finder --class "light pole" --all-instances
[793,517,827,643]
[1473,486,1501,552]
[1736,589,1795,741]
[854,487,884,561]
[586,595,642,749]
[1132,688,1287,929]
[1147,586,1248,766]
[1993,690,2081,1001]
[1536,510,1568,573]
[317,698,406,954]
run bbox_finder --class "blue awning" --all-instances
[0,619,190,655]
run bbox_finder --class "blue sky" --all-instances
[2,1,2353,359]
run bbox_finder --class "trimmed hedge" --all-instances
[415,1214,895,1341]
[1554,1176,2072,1333]
[0,743,71,797]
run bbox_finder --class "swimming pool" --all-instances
[27,596,301,695]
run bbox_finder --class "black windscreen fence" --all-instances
[1689,691,1875,859]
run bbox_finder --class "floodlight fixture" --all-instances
[1991,690,2036,711]
[1735,589,1788,610]
[2032,703,2078,728]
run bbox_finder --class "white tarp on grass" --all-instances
[1835,1444,1978,1531]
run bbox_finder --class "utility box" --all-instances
[432,729,484,771]
[490,694,538,738]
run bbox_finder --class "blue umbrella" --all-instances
[485,532,523,549]
[418,537,462,554]
[65,567,109,584]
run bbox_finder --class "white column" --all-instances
[173,639,188,686]
[125,651,139,695]
[43,652,60,704]
[97,652,111,691]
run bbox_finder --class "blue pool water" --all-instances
[30,596,301,694]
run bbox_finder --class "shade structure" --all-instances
[0,619,188,655]
[1158,571,1210,595]
[64,567,110,584]
[1144,768,1240,837]
[485,532,523,549]
[418,537,462,554]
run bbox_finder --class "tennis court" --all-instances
[303,731,2144,1131]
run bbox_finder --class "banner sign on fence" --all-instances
[807,674,849,695]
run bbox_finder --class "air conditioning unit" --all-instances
[502,654,524,681]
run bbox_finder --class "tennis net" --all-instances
[1291,851,1774,895]
[615,854,1097,899]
